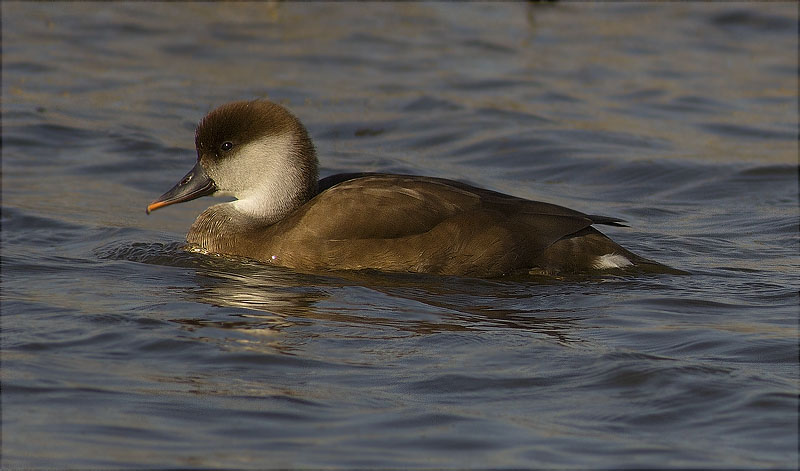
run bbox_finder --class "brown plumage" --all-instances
[147,100,676,278]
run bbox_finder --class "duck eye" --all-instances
[220,141,233,152]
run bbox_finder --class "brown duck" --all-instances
[147,100,673,277]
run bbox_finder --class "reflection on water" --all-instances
[3,2,797,469]
[99,241,589,344]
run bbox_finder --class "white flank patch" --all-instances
[592,253,634,270]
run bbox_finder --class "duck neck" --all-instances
[229,177,313,226]
[187,162,318,255]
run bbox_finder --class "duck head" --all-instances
[147,100,319,223]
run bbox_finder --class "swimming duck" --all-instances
[147,100,669,277]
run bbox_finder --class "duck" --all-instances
[146,99,673,278]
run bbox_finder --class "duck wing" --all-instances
[293,173,619,242]
[299,174,482,239]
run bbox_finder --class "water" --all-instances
[2,2,798,468]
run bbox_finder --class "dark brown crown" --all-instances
[194,100,313,161]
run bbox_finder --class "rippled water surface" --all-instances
[2,3,798,468]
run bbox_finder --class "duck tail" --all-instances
[587,215,629,228]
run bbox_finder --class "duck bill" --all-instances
[146,162,217,214]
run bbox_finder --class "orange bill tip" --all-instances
[146,200,170,214]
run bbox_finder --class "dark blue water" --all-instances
[2,3,797,468]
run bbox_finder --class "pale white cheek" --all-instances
[212,134,295,196]
[209,133,304,222]
[592,253,633,270]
